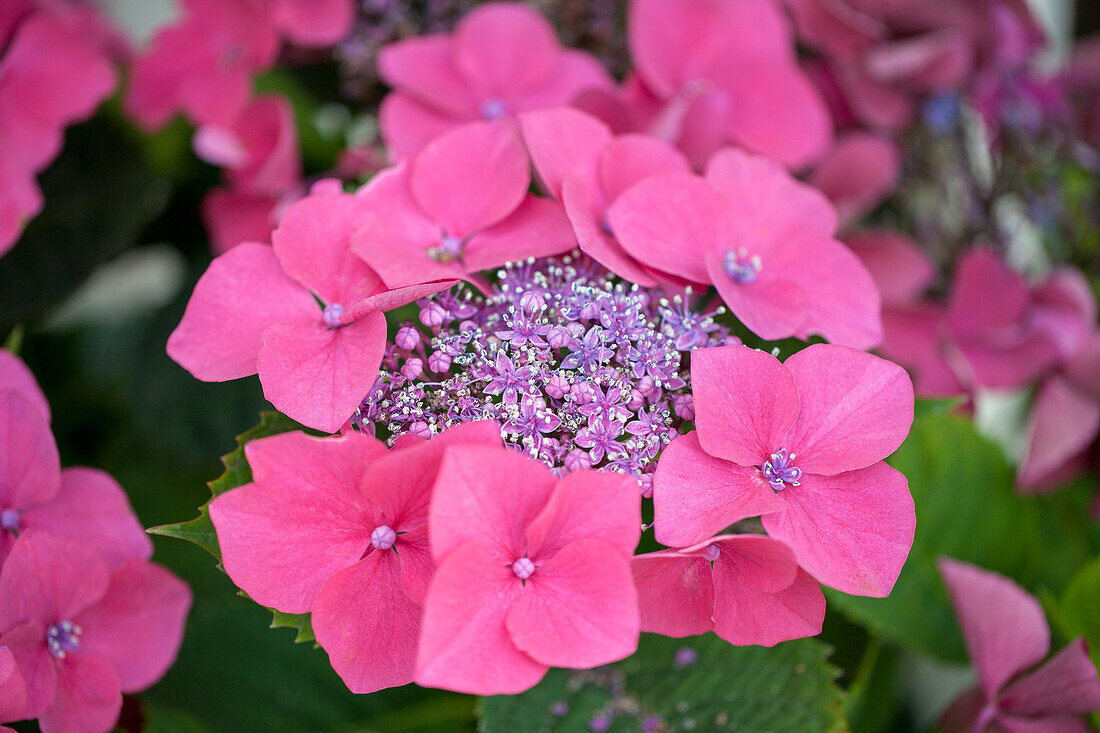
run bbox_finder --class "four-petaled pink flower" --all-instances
[938,558,1100,732]
[209,421,503,694]
[632,534,824,647]
[0,531,191,733]
[167,183,454,432]
[520,107,691,286]
[608,148,883,348]
[416,445,641,694]
[654,343,915,596]
[352,121,575,289]
[376,1,613,159]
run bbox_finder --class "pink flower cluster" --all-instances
[0,352,191,733]
[0,0,120,256]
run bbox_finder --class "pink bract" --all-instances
[0,531,191,733]
[653,344,915,596]
[193,95,301,198]
[938,558,1100,731]
[417,445,641,695]
[0,646,26,723]
[808,132,900,225]
[633,534,824,646]
[167,183,455,432]
[376,1,613,159]
[352,121,575,289]
[608,148,882,348]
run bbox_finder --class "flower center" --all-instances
[479,98,509,120]
[370,524,397,551]
[0,508,18,533]
[512,556,536,580]
[704,544,720,560]
[428,235,465,263]
[46,620,82,659]
[323,303,345,328]
[723,248,762,284]
[762,448,801,491]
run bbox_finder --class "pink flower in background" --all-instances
[609,148,882,348]
[520,107,691,286]
[267,0,354,48]
[0,351,48,422]
[938,558,1100,731]
[624,0,832,169]
[417,445,640,694]
[167,184,454,432]
[633,534,824,646]
[808,132,901,225]
[654,344,914,596]
[210,422,502,693]
[0,646,26,725]
[0,531,191,733]
[352,122,574,289]
[376,1,613,160]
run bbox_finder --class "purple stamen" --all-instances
[723,248,762,284]
[762,448,802,491]
[479,98,509,120]
[0,508,18,533]
[46,620,82,659]
[371,524,397,550]
[705,544,720,561]
[323,303,345,328]
[429,235,465,263]
[512,556,536,579]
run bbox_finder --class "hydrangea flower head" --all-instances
[416,445,641,694]
[376,1,613,159]
[654,343,915,596]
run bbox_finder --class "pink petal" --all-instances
[519,107,612,200]
[652,432,785,548]
[608,172,727,283]
[1030,267,1097,361]
[525,470,641,560]
[272,0,354,47]
[762,462,914,597]
[20,468,152,568]
[955,335,1061,391]
[938,558,1050,699]
[879,304,965,398]
[706,253,810,341]
[1018,377,1100,491]
[452,3,559,100]
[784,0,884,57]
[210,433,384,613]
[0,646,26,722]
[712,565,825,647]
[631,552,715,637]
[508,49,615,110]
[864,30,972,92]
[844,229,935,306]
[0,621,54,720]
[270,190,382,306]
[256,313,388,433]
[76,561,191,693]
[38,653,121,733]
[224,96,301,197]
[1001,638,1100,718]
[429,446,557,562]
[0,351,49,423]
[311,551,420,694]
[193,125,249,169]
[561,174,658,287]
[947,248,1030,336]
[784,344,914,475]
[0,390,60,511]
[393,526,434,606]
[410,121,530,239]
[1065,333,1100,398]
[809,133,900,223]
[710,534,799,593]
[377,36,476,116]
[462,195,577,272]
[690,345,801,466]
[378,92,467,162]
[416,541,545,694]
[166,242,317,382]
[598,134,691,203]
[675,90,734,170]
[201,189,278,255]
[0,531,108,632]
[507,539,639,668]
[343,279,457,323]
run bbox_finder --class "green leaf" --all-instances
[477,634,846,732]
[1054,557,1100,668]
[269,609,316,645]
[826,413,1100,662]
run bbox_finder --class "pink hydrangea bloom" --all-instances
[0,646,26,724]
[167,184,455,432]
[352,121,575,289]
[653,344,914,596]
[210,421,502,693]
[608,148,882,348]
[0,531,191,733]
[376,1,613,159]
[520,107,692,287]
[417,445,641,694]
[633,534,825,646]
[624,0,832,169]
[938,558,1100,731]
[0,389,152,569]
